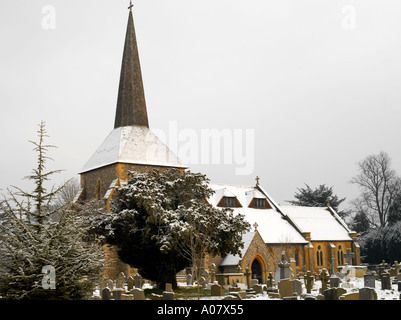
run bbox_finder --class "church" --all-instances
[76,5,360,284]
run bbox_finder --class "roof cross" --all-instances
[128,1,134,10]
[255,176,260,186]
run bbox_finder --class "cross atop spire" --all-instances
[128,1,134,10]
[114,6,149,129]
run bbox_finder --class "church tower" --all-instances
[78,5,186,206]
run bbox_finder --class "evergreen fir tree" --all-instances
[0,121,103,300]
[90,169,250,289]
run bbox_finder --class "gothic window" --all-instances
[294,249,300,266]
[254,198,266,209]
[224,197,236,207]
[337,245,344,265]
[316,245,323,266]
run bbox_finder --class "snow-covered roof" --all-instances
[220,231,256,266]
[80,126,187,173]
[280,206,352,241]
[208,184,308,244]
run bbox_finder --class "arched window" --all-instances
[316,245,323,266]
[294,249,300,266]
[337,245,344,265]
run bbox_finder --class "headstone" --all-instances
[283,296,298,300]
[278,251,290,280]
[267,272,278,292]
[278,279,293,298]
[381,272,391,290]
[394,261,400,278]
[244,268,251,289]
[106,279,114,290]
[330,275,341,288]
[165,283,173,293]
[186,273,193,287]
[116,272,126,289]
[359,287,378,300]
[364,273,376,288]
[250,279,259,287]
[112,288,125,300]
[121,294,134,300]
[163,292,175,300]
[252,284,263,294]
[211,283,223,296]
[151,293,163,300]
[344,248,355,265]
[291,279,303,295]
[319,269,330,293]
[339,292,359,300]
[101,287,112,300]
[132,288,146,300]
[323,287,346,300]
[127,276,134,291]
[133,274,142,289]
[304,271,314,294]
[398,282,401,292]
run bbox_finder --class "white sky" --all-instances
[1,0,401,210]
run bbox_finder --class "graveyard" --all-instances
[94,258,401,301]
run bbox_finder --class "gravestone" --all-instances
[121,294,134,300]
[116,272,126,289]
[210,264,216,283]
[359,287,377,300]
[292,279,303,295]
[319,269,330,293]
[364,273,375,288]
[323,287,346,300]
[252,284,263,294]
[132,288,146,300]
[330,275,340,288]
[163,292,175,300]
[398,282,401,292]
[127,276,134,291]
[267,272,278,293]
[133,274,142,289]
[339,292,359,300]
[250,279,259,287]
[278,251,290,280]
[244,268,251,289]
[165,283,173,293]
[101,287,112,300]
[107,279,114,290]
[304,271,314,294]
[344,248,355,265]
[186,273,193,287]
[211,283,223,296]
[278,279,293,298]
[381,272,391,290]
[112,288,125,300]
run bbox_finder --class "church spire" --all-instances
[114,3,149,129]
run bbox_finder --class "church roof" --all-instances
[80,126,187,173]
[280,206,352,241]
[219,231,256,266]
[207,184,308,244]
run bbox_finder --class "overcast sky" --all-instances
[1,0,401,210]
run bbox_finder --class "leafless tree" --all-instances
[350,151,401,227]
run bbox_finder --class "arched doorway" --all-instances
[251,258,263,284]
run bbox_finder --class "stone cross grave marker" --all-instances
[344,249,355,265]
[245,267,251,289]
[304,271,314,294]
[319,269,330,293]
[394,261,400,277]
[278,251,290,280]
[116,272,126,289]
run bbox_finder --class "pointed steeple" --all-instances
[114,5,149,129]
